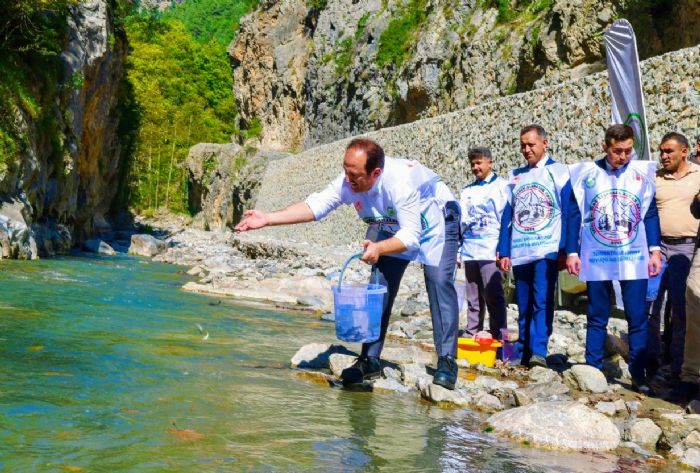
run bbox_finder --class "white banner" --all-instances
[604,19,651,161]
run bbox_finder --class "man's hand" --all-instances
[498,257,511,272]
[234,210,269,232]
[649,250,662,277]
[360,240,381,265]
[566,255,581,276]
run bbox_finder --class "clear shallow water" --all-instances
[0,255,672,472]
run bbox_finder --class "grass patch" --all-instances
[334,37,353,76]
[376,0,430,68]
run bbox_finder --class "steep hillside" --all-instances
[231,0,700,151]
[0,0,129,258]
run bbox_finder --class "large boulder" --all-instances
[128,234,167,257]
[83,239,116,255]
[487,401,621,451]
[563,365,608,393]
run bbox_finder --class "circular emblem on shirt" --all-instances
[513,182,555,234]
[590,189,641,247]
[585,177,596,188]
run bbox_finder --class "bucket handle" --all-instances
[337,252,380,291]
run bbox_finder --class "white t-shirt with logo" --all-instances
[305,157,455,266]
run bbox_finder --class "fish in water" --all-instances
[208,300,221,306]
[195,323,209,341]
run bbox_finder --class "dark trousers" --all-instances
[362,201,461,358]
[587,279,648,382]
[513,258,557,361]
[463,260,507,338]
[648,241,694,374]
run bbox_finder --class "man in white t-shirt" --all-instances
[236,138,462,390]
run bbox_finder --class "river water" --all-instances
[0,255,677,472]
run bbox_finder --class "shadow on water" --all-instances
[0,255,682,472]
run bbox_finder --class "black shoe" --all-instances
[433,355,458,390]
[528,355,548,369]
[667,381,699,404]
[340,356,382,384]
[631,378,656,397]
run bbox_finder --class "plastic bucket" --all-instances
[455,280,467,315]
[332,253,387,343]
[332,283,386,342]
[457,337,503,367]
[646,261,668,302]
[500,328,519,362]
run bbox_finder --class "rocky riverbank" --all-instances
[88,220,700,468]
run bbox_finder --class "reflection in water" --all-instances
[0,255,680,472]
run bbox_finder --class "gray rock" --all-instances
[290,343,354,369]
[472,391,504,412]
[595,401,617,417]
[83,239,116,255]
[128,234,167,257]
[514,382,571,406]
[680,448,700,469]
[381,346,434,365]
[487,401,621,451]
[687,400,700,414]
[373,377,413,393]
[328,353,356,377]
[627,418,662,446]
[564,365,608,393]
[296,296,325,308]
[685,430,700,449]
[528,366,560,384]
[418,381,472,407]
[401,363,430,387]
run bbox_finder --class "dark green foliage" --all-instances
[307,0,328,11]
[0,0,73,55]
[163,0,259,45]
[356,12,370,39]
[376,0,429,68]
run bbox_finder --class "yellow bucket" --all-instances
[457,337,503,368]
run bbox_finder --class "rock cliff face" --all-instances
[232,0,700,152]
[186,143,288,231]
[0,0,126,258]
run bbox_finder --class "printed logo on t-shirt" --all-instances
[589,189,641,247]
[513,182,555,234]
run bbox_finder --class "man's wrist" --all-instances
[649,247,661,253]
[568,252,579,257]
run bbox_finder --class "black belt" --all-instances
[661,236,696,245]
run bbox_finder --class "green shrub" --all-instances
[376,0,429,68]
[334,37,353,76]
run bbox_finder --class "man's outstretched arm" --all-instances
[234,201,316,232]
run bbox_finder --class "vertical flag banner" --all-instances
[603,19,651,161]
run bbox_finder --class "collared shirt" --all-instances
[530,157,548,169]
[470,172,496,186]
[655,162,700,238]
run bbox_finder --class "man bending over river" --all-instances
[235,138,462,390]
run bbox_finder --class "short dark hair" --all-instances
[660,132,689,149]
[468,147,492,161]
[520,124,548,140]
[604,124,634,146]
[346,138,385,173]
